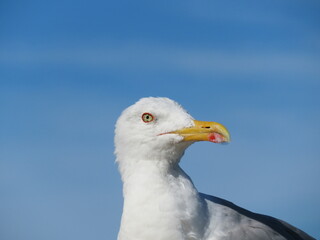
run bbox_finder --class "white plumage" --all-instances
[114,97,314,240]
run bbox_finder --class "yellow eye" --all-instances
[142,113,154,123]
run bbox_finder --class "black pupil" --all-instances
[144,114,152,121]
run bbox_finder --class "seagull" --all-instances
[114,97,315,240]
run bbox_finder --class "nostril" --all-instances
[203,126,211,129]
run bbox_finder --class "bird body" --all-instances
[118,163,206,240]
[115,97,314,240]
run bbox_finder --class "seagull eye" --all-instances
[142,113,154,123]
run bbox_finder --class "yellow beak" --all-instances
[169,120,231,143]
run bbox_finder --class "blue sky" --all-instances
[0,0,319,239]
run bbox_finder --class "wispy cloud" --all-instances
[1,42,319,82]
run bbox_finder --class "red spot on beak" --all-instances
[208,132,225,143]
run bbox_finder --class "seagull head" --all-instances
[115,97,230,167]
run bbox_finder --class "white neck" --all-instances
[118,159,208,240]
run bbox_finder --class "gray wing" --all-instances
[200,193,315,240]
